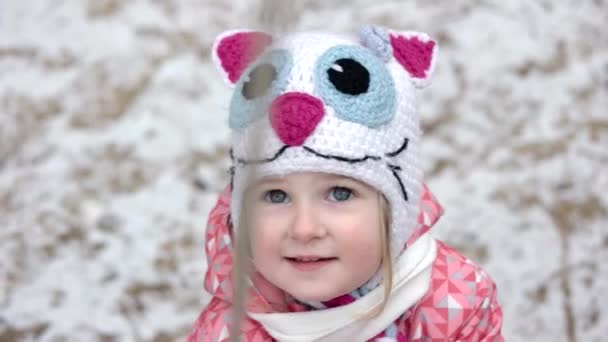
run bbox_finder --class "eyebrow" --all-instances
[255,174,361,187]
[256,176,286,186]
[320,174,357,183]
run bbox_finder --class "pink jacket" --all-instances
[188,185,504,341]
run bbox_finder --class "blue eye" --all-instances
[328,187,353,202]
[229,49,293,130]
[264,190,289,204]
[315,45,396,127]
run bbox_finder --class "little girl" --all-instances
[188,25,503,341]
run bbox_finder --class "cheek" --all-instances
[248,211,283,259]
[350,232,383,261]
[336,213,383,263]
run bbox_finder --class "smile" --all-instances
[285,257,338,271]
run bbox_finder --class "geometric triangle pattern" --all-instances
[406,183,445,248]
[188,187,274,341]
[187,185,504,341]
[395,241,504,341]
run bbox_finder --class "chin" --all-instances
[288,287,343,303]
[293,293,334,303]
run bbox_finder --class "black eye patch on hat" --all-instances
[315,45,396,128]
[327,58,370,95]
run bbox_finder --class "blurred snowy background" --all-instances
[1,0,607,341]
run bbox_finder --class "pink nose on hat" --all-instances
[269,92,325,146]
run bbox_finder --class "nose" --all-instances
[288,203,327,242]
[269,92,325,146]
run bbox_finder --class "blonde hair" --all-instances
[361,192,393,319]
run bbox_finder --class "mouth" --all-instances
[285,256,338,271]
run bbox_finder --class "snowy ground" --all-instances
[1,1,607,341]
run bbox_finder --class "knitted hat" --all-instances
[211,25,438,260]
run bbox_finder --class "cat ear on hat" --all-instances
[388,30,438,89]
[211,29,273,87]
[359,26,438,89]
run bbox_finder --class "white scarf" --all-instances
[248,232,437,342]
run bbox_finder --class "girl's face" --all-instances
[246,172,384,302]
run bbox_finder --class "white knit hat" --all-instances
[211,25,438,260]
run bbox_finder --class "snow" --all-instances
[1,0,606,340]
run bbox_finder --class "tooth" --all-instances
[298,257,319,261]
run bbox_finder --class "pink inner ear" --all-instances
[216,32,272,83]
[389,34,435,79]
